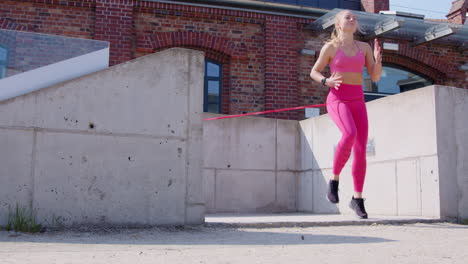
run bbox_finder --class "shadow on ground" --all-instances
[0,226,396,246]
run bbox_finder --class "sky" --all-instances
[389,0,453,19]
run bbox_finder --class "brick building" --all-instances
[0,0,467,120]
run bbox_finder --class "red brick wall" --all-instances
[133,7,267,115]
[447,0,467,25]
[360,0,389,13]
[0,0,95,38]
[264,16,301,120]
[0,0,466,120]
[95,0,134,65]
[299,30,330,116]
[0,16,27,31]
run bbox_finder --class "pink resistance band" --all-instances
[203,103,327,120]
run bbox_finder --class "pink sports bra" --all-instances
[329,42,365,74]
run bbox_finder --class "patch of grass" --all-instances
[459,218,468,225]
[6,204,42,233]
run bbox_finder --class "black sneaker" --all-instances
[326,180,339,204]
[349,197,368,219]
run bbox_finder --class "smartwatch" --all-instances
[321,77,327,86]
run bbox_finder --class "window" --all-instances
[204,60,222,113]
[0,46,7,79]
[362,65,433,102]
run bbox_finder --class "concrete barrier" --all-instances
[434,86,468,220]
[202,115,298,213]
[0,48,204,226]
[298,85,467,220]
[204,85,467,220]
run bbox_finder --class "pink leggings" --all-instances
[326,84,368,193]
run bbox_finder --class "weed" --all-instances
[6,204,42,233]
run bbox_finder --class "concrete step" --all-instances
[204,213,444,228]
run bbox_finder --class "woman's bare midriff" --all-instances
[332,72,363,85]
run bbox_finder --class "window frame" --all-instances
[204,59,222,113]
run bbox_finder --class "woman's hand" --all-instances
[374,39,382,63]
[327,73,343,90]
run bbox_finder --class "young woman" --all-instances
[310,10,382,219]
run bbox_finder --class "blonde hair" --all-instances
[327,10,364,45]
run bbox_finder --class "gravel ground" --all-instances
[1,222,467,264]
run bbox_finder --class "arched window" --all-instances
[204,60,222,113]
[362,64,434,102]
[0,46,7,79]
